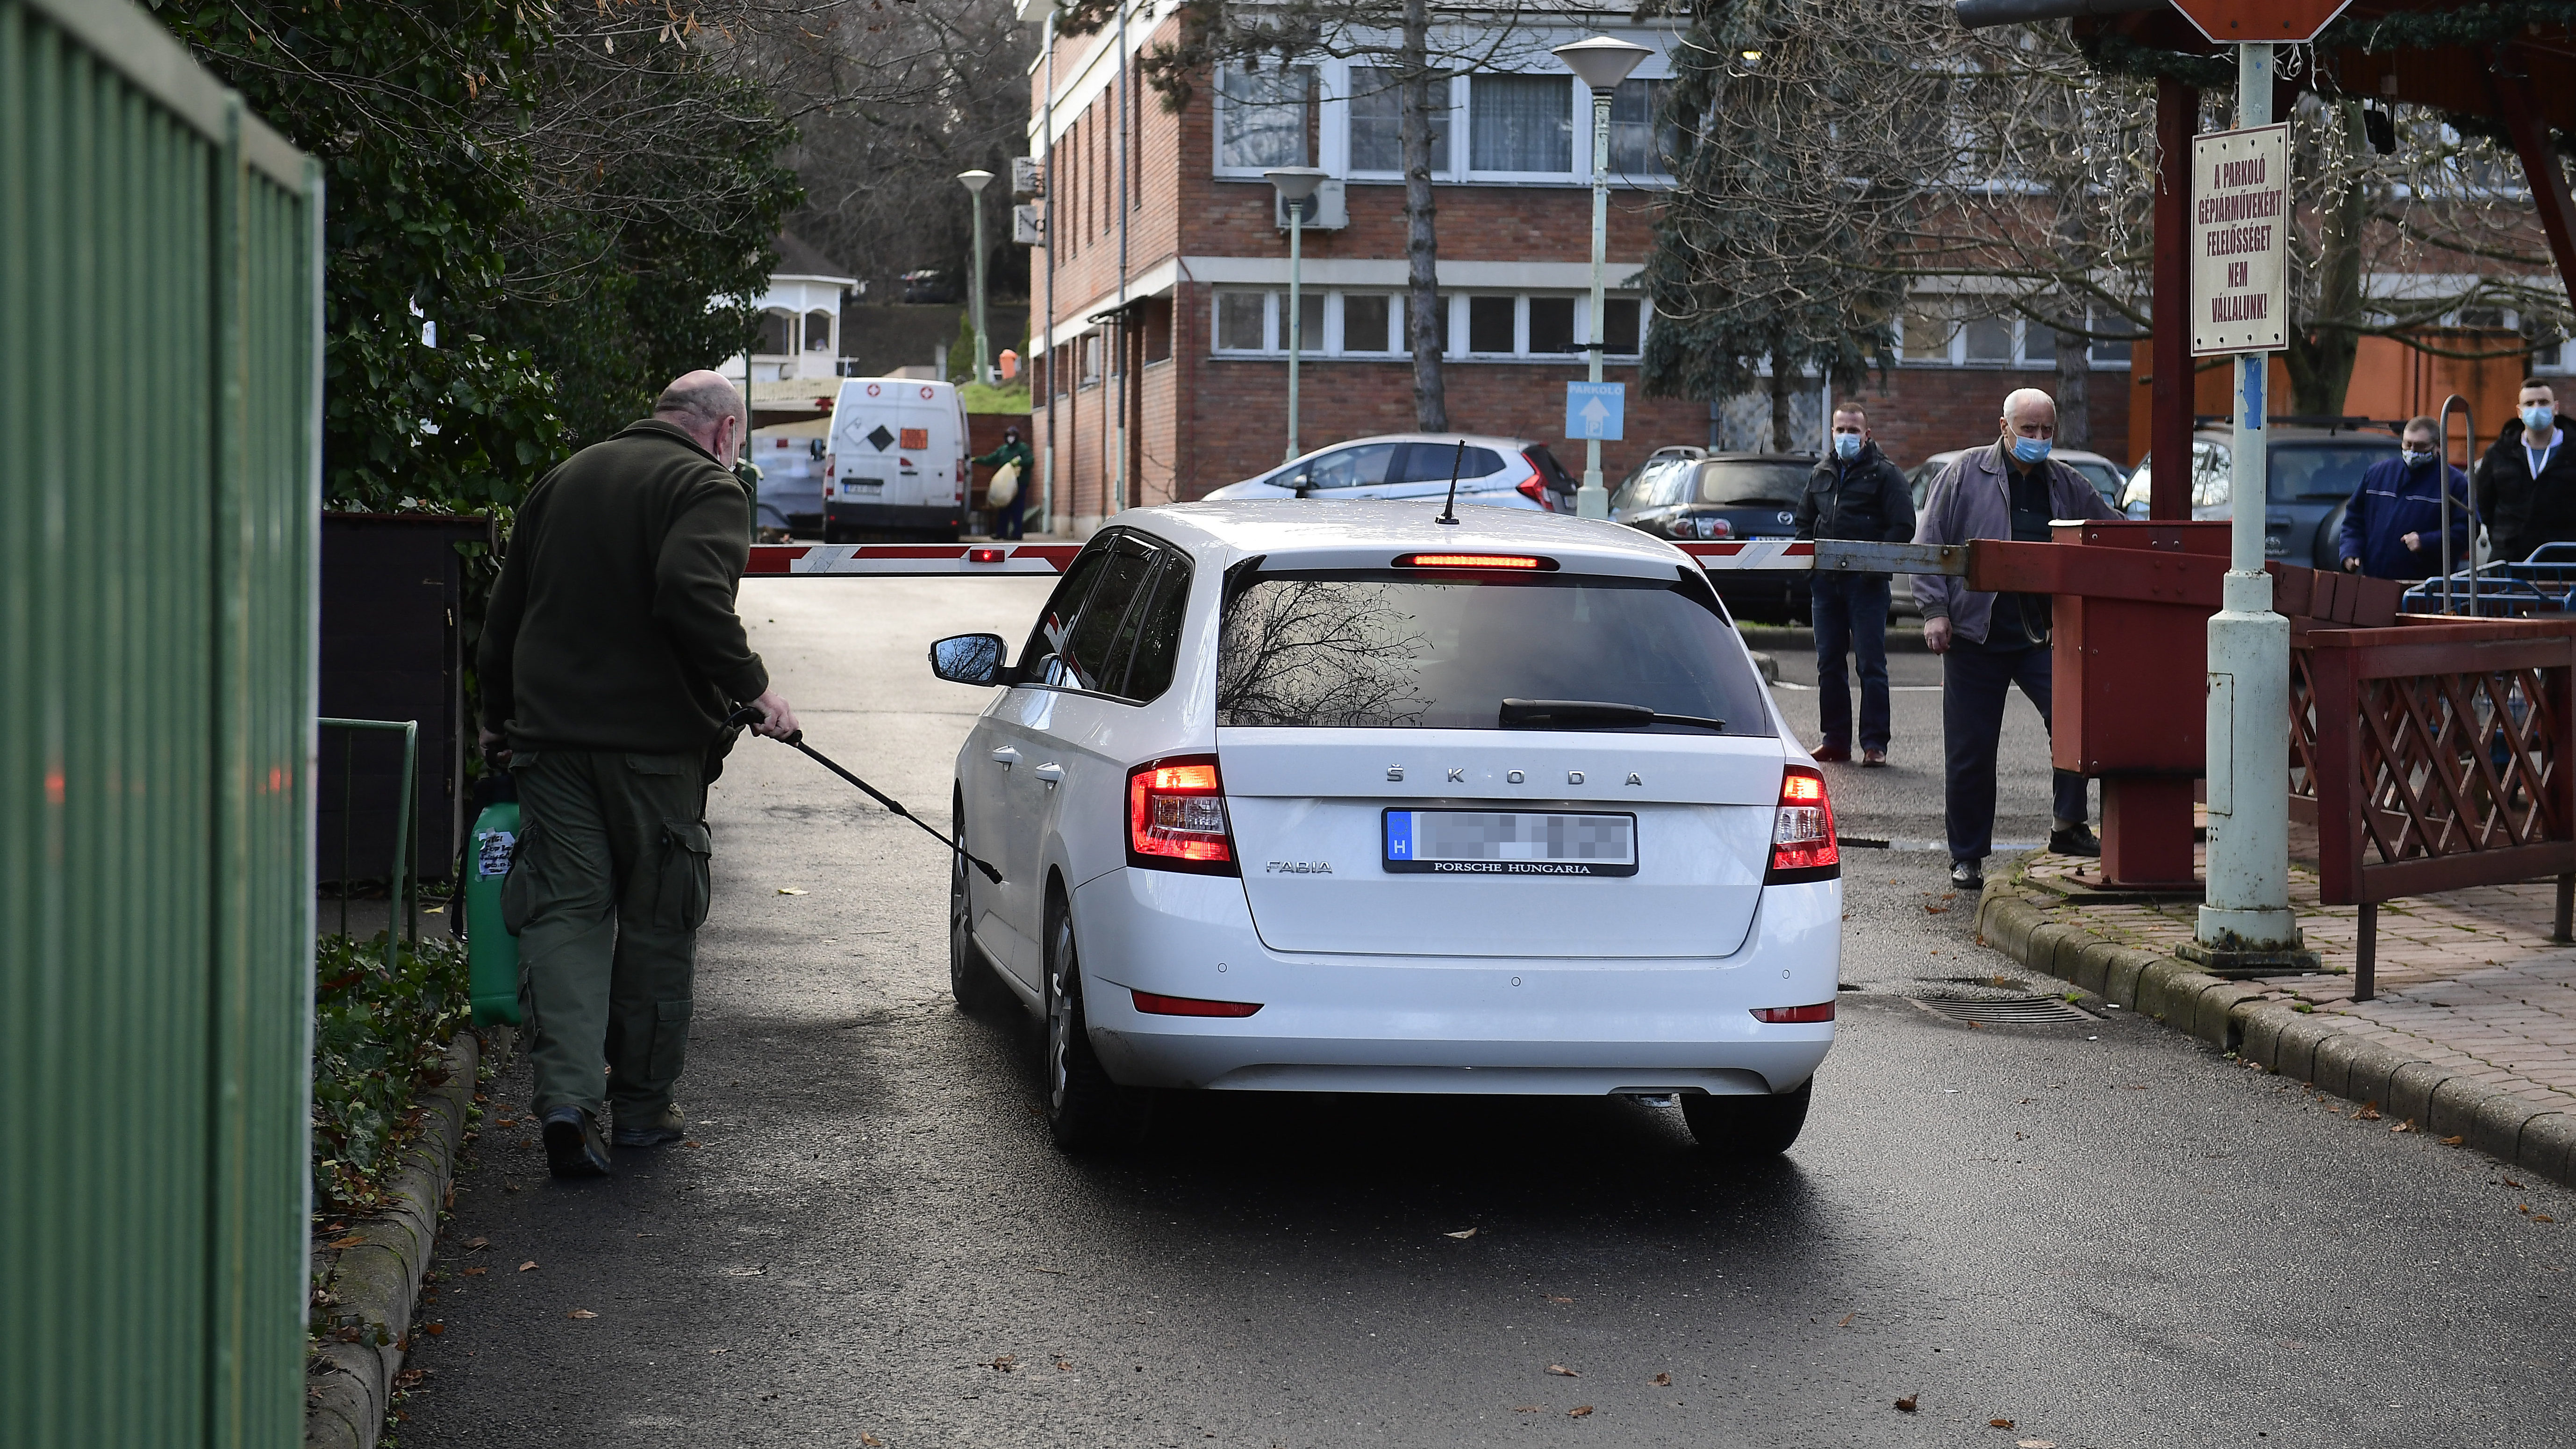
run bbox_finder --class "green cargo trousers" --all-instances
[501,748,713,1125]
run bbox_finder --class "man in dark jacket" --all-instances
[1794,403,1915,765]
[2337,416,2471,580]
[1912,388,2121,891]
[2479,379,2574,565]
[478,371,800,1178]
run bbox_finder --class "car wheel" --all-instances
[1681,1079,1811,1157]
[1042,899,1152,1151]
[948,795,1007,1015]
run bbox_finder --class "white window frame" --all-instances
[1337,65,1461,181]
[1213,287,1645,361]
[1211,64,1317,179]
[1464,73,1578,183]
[1894,311,2061,369]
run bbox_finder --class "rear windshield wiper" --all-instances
[1499,698,1726,732]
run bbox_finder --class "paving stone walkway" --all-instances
[2016,848,2576,1111]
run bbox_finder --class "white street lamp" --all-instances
[1265,166,1327,461]
[1553,36,1651,519]
[958,169,995,384]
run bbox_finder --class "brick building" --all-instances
[1022,4,2132,537]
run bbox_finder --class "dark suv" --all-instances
[1610,452,1815,622]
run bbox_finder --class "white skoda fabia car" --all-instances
[929,501,1840,1154]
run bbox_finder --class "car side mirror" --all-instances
[929,633,1014,687]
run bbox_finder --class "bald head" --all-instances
[655,370,749,465]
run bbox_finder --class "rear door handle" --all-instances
[1032,762,1066,784]
[989,746,1019,770]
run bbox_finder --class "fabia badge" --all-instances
[1267,861,1333,874]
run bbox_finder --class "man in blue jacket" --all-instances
[2339,416,2471,580]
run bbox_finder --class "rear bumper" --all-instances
[825,500,960,533]
[1066,867,1839,1094]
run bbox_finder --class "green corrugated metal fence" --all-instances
[1,1,321,1445]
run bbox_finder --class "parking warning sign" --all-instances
[2191,122,2290,356]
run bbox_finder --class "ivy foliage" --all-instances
[309,931,469,1215]
[152,1,802,512]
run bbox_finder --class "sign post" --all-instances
[2184,41,2311,972]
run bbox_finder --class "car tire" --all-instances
[1681,1079,1811,1157]
[948,796,1008,1015]
[1042,897,1152,1152]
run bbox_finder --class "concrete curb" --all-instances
[1975,877,2576,1191]
[304,1026,512,1449]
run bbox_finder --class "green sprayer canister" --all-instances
[465,777,523,1025]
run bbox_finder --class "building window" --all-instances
[1468,74,1571,174]
[1080,333,1103,386]
[1348,66,1451,174]
[1343,294,1395,353]
[756,310,795,355]
[1217,66,1314,172]
[1607,78,1676,177]
[803,310,834,351]
[1899,308,2064,368]
[1961,317,2014,365]
[1215,288,1641,360]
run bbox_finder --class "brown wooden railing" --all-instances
[2289,616,2576,998]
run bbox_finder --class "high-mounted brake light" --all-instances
[1127,754,1238,875]
[1751,1002,1835,1024]
[1395,553,1557,571]
[1766,765,1839,884]
[1132,990,1263,1018]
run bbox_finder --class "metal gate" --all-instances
[0,2,321,1445]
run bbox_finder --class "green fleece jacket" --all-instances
[479,419,769,754]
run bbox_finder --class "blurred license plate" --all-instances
[842,478,884,497]
[1382,809,1637,877]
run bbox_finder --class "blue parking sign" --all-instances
[1566,381,1624,441]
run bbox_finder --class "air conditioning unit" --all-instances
[1274,179,1348,231]
[1011,155,1044,198]
[1012,204,1046,247]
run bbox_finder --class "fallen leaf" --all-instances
[1568,1406,1594,1418]
[463,1237,488,1250]
[1991,1419,2016,1428]
[1652,1372,1672,1387]
[1924,904,1949,915]
[683,1140,703,1148]
[423,1322,445,1336]
[461,1268,487,1277]
[860,1435,884,1448]
[518,1261,538,1272]
[1445,1228,1478,1239]
[2391,1119,2416,1133]
[1895,1395,1919,1413]
[1056,1359,1073,1371]
[991,1355,1016,1372]
[2521,1204,2533,1214]
[2540,1215,2558,1223]
[2356,1102,2383,1121]
[2505,1177,2526,1188]
[1836,1312,1855,1327]
[1547,1363,1581,1377]
[1546,1295,1572,1304]
[327,1234,365,1249]
[2441,1134,2466,1146]
[566,1309,596,1320]
[776,887,807,895]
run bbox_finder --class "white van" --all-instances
[822,377,971,541]
[749,418,829,537]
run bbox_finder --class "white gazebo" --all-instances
[720,231,859,383]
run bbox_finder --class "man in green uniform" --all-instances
[974,424,1034,539]
[478,371,799,1178]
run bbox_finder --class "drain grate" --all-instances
[1911,994,2096,1027]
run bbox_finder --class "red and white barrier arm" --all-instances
[744,538,1966,578]
[746,543,1084,576]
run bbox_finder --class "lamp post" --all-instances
[1265,166,1327,461]
[958,169,995,384]
[1553,36,1652,520]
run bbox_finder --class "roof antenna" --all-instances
[1435,438,1467,525]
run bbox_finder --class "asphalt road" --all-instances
[401,577,2576,1449]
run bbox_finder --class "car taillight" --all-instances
[823,452,836,478]
[1752,1002,1836,1023]
[1766,765,1839,883]
[1673,516,1732,540]
[1517,475,1554,510]
[1127,754,1238,874]
[1132,990,1262,1018]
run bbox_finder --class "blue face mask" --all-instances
[2527,405,2557,434]
[2010,435,2052,465]
[1832,432,1863,460]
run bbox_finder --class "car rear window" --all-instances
[1217,570,1767,734]
[1692,462,1809,506]
[1524,446,1579,495]
[1395,443,1505,482]
[2269,443,2390,502]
